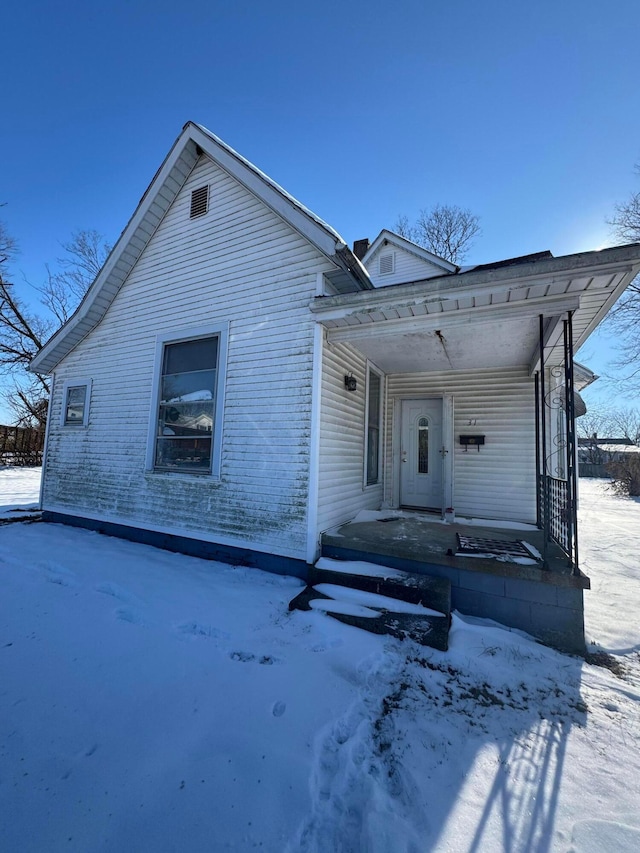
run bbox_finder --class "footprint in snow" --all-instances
[308,637,344,653]
[272,701,286,717]
[95,582,139,604]
[177,622,230,641]
[230,651,256,663]
[229,651,281,664]
[44,564,77,587]
[116,607,144,626]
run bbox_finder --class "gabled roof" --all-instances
[362,229,458,274]
[31,122,372,375]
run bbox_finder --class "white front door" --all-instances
[400,399,444,510]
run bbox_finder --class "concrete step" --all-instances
[309,557,451,616]
[290,556,452,651]
[288,582,450,651]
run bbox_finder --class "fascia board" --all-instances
[311,278,575,323]
[324,294,582,344]
[311,246,640,320]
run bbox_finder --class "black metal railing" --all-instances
[535,313,579,574]
[538,475,575,564]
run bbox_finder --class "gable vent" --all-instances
[190,185,209,219]
[379,252,394,275]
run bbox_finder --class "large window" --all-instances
[365,367,382,486]
[153,333,223,474]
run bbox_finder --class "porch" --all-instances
[321,512,589,654]
[314,258,594,579]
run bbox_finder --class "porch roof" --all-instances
[312,243,640,374]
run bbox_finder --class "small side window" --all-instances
[365,367,382,486]
[61,380,92,427]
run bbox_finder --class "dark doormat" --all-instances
[456,535,540,561]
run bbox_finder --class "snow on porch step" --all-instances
[309,557,451,617]
[288,583,450,651]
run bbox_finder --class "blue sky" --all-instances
[2,0,640,419]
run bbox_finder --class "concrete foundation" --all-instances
[322,515,589,655]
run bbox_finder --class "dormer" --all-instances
[360,230,457,287]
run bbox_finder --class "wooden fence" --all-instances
[0,425,45,466]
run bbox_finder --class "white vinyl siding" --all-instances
[316,342,384,534]
[366,244,447,287]
[43,155,336,561]
[386,367,536,523]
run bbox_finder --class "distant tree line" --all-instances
[578,404,640,495]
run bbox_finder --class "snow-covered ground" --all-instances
[1,470,639,852]
[0,465,40,516]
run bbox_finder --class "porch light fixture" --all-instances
[344,373,357,392]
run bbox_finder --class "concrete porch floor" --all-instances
[321,513,589,654]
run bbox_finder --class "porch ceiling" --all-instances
[351,316,540,373]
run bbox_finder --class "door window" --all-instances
[418,417,429,474]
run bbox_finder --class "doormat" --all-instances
[456,535,539,560]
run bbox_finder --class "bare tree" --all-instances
[607,455,640,496]
[609,407,640,445]
[0,222,110,427]
[607,165,640,385]
[576,406,614,464]
[395,205,481,264]
[41,230,109,325]
[610,165,640,243]
[576,405,640,442]
[0,219,18,268]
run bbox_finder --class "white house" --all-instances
[30,122,640,651]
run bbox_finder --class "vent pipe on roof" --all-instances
[352,238,370,260]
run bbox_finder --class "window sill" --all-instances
[144,469,222,484]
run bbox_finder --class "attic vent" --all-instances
[379,252,394,275]
[190,185,209,219]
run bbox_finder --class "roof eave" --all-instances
[30,122,371,374]
[312,243,640,316]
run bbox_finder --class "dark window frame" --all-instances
[365,365,383,486]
